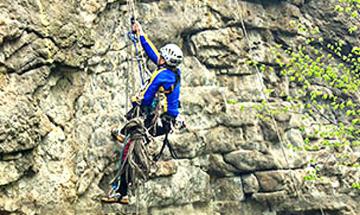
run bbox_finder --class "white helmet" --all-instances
[159,44,183,67]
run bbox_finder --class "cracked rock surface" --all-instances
[0,0,359,214]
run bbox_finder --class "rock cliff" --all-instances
[0,0,359,214]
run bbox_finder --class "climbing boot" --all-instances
[111,127,125,143]
[118,195,129,205]
[101,194,129,205]
[101,193,121,204]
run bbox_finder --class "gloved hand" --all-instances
[174,114,186,130]
[131,94,141,107]
[131,21,144,36]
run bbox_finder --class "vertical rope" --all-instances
[125,35,130,114]
[234,0,292,171]
[125,0,134,113]
[233,2,325,215]
[126,1,146,211]
[127,0,137,94]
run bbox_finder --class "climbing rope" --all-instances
[235,0,292,171]
[233,1,325,215]
[125,36,131,113]
[231,0,292,171]
[126,0,152,87]
[232,0,296,196]
[125,0,147,112]
[117,1,155,211]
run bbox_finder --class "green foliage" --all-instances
[352,163,360,168]
[335,0,360,33]
[304,162,321,181]
[272,18,359,151]
[304,172,319,181]
[241,0,360,186]
[227,99,238,105]
[352,182,360,190]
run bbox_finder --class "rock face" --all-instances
[0,0,359,215]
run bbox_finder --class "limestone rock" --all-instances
[213,201,275,215]
[0,0,359,214]
[224,150,280,173]
[242,174,260,194]
[149,203,212,215]
[0,156,32,186]
[217,104,258,127]
[0,95,48,154]
[211,176,244,201]
[137,160,211,208]
[218,75,264,101]
[243,125,264,142]
[289,113,315,129]
[182,56,217,87]
[169,131,205,159]
[205,126,244,153]
[208,154,238,177]
[181,87,226,129]
[7,66,52,95]
[285,129,305,148]
[76,169,95,195]
[40,127,67,160]
[190,27,247,70]
[255,170,289,192]
[152,160,177,177]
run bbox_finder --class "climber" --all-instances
[112,20,184,141]
[102,21,184,205]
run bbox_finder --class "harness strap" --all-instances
[153,132,178,161]
[162,68,180,94]
[153,115,178,161]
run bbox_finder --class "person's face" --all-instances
[159,56,166,65]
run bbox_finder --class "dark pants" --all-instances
[118,140,132,197]
[119,167,128,196]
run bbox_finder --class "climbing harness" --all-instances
[151,113,178,161]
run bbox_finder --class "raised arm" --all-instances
[132,21,161,65]
[139,35,161,65]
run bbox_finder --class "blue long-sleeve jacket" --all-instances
[139,34,181,117]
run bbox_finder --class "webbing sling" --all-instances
[153,114,178,161]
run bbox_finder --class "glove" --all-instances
[132,21,144,36]
[131,94,141,107]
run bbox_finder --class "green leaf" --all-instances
[239,105,245,112]
[349,26,358,34]
[227,99,238,105]
[340,103,346,110]
[346,110,353,116]
[352,119,360,125]
[351,11,358,18]
[335,5,344,12]
[352,182,360,190]
[346,100,354,107]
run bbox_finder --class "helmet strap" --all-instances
[166,65,177,71]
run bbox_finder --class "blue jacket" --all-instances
[139,34,181,117]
